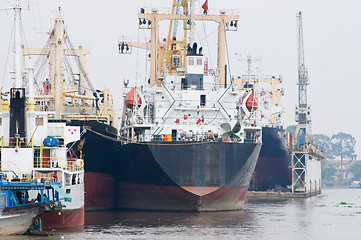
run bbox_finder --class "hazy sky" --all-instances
[1,0,360,157]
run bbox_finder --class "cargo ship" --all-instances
[2,7,118,211]
[117,0,262,211]
[233,64,292,191]
[0,88,85,231]
[0,3,87,229]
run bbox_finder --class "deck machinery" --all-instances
[291,12,325,195]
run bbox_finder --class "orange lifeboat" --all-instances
[243,90,258,112]
[125,88,142,109]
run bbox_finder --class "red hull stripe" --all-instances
[117,182,249,211]
[84,172,115,211]
[37,206,84,231]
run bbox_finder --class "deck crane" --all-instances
[295,11,312,146]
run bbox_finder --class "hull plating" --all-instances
[250,127,292,191]
[37,207,84,231]
[64,120,118,211]
[117,142,261,211]
[0,214,36,235]
[84,172,115,211]
[0,202,51,235]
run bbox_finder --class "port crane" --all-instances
[294,11,312,146]
[291,11,325,195]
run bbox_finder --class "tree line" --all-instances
[286,126,360,180]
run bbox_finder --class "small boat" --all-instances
[350,181,361,188]
[0,177,61,235]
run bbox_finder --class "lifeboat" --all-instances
[125,88,142,109]
[242,90,258,112]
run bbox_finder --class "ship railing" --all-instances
[33,156,84,172]
[32,172,61,184]
[149,134,259,143]
[292,145,308,152]
[33,101,49,111]
[161,81,222,91]
[33,169,84,187]
[139,7,239,17]
[124,133,261,144]
[143,98,234,110]
[243,138,259,144]
[310,145,326,158]
[0,161,32,182]
[0,137,34,148]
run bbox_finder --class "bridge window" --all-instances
[200,95,206,106]
[189,57,194,66]
[173,57,180,67]
[197,57,202,65]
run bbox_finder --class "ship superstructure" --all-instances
[232,56,292,191]
[117,0,262,211]
[0,3,85,230]
[0,5,117,213]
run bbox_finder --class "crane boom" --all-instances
[295,11,312,146]
[297,11,309,109]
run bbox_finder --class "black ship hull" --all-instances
[63,120,119,211]
[117,141,262,212]
[250,127,292,191]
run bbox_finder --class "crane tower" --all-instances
[295,11,311,146]
[291,12,325,195]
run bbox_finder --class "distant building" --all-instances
[327,159,355,179]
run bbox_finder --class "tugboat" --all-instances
[117,0,262,211]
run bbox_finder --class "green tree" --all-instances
[313,134,334,159]
[349,162,361,180]
[321,159,337,180]
[331,132,356,160]
[286,125,296,136]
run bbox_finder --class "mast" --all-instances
[14,1,22,88]
[9,1,26,139]
[26,58,35,102]
[188,0,195,46]
[51,8,66,114]
[121,2,238,88]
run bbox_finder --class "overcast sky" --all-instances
[1,0,360,158]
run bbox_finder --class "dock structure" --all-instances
[291,145,325,194]
[247,12,325,200]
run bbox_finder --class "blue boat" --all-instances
[0,174,63,235]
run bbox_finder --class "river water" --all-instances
[3,188,361,240]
